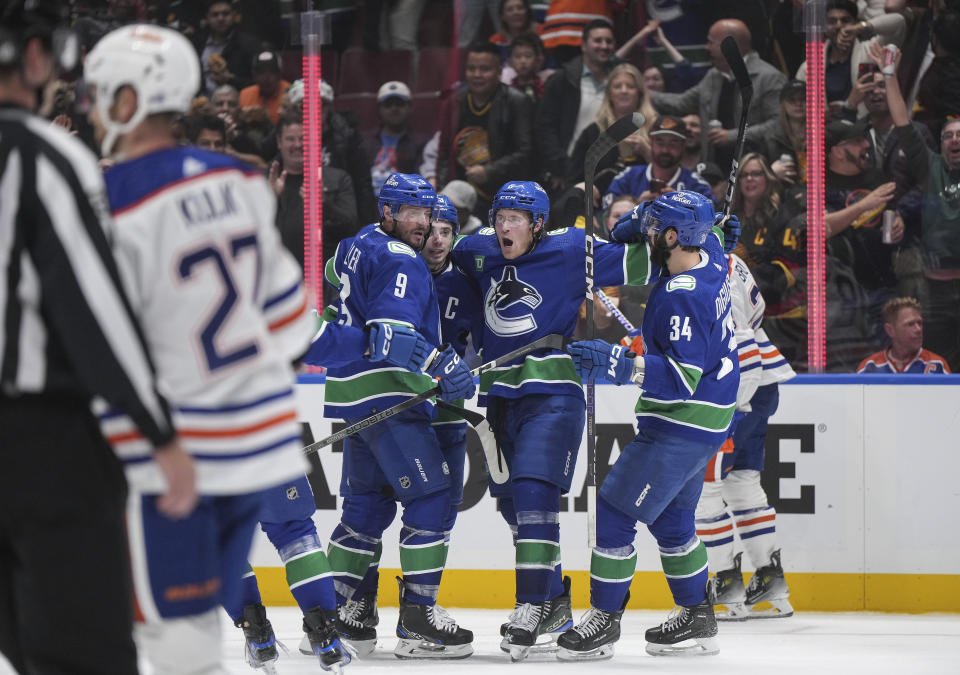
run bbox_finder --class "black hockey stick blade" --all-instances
[721,36,753,98]
[436,400,508,484]
[302,333,569,456]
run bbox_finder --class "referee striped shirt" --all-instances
[0,103,174,447]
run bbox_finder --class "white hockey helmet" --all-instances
[84,24,200,156]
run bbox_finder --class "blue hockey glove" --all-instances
[566,339,635,385]
[368,322,433,372]
[426,346,476,400]
[716,212,741,253]
[609,201,651,243]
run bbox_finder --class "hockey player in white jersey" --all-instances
[694,252,796,620]
[83,25,348,674]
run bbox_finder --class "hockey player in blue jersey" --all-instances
[557,190,739,660]
[450,181,657,660]
[305,173,477,659]
[330,194,486,646]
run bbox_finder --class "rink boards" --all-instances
[249,374,960,613]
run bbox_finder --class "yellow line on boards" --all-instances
[252,568,960,613]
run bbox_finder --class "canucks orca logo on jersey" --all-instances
[485,266,542,336]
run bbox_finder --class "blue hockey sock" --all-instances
[225,563,263,621]
[513,478,561,603]
[276,533,336,612]
[590,495,638,612]
[399,491,449,605]
[659,536,709,607]
[327,522,380,606]
[355,540,382,596]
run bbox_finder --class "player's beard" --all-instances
[650,231,676,268]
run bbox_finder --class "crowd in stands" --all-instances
[46,0,960,374]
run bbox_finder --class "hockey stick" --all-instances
[435,399,507,484]
[302,333,568,457]
[584,112,644,548]
[596,288,636,333]
[719,36,753,226]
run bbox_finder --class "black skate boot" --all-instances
[709,552,749,621]
[745,549,793,618]
[234,603,280,673]
[302,607,355,673]
[302,594,379,658]
[555,591,629,661]
[499,575,573,654]
[394,577,474,659]
[644,599,720,656]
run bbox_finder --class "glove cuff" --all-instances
[630,355,645,386]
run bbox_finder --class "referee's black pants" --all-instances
[0,395,138,674]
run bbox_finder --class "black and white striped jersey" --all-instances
[0,102,174,447]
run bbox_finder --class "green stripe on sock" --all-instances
[516,540,561,567]
[327,542,375,578]
[286,551,332,587]
[661,540,709,579]
[591,549,637,582]
[400,541,447,574]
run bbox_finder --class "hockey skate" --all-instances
[555,591,629,661]
[235,603,281,674]
[708,552,749,621]
[394,577,474,659]
[498,576,573,655]
[744,549,794,618]
[644,600,720,656]
[301,607,355,673]
[300,594,378,658]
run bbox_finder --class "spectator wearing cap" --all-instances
[650,19,787,171]
[823,117,905,369]
[437,41,535,217]
[795,0,904,115]
[192,0,260,95]
[440,180,484,234]
[857,297,951,373]
[744,80,807,189]
[601,115,713,209]
[239,51,290,123]
[369,81,422,194]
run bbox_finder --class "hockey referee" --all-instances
[0,2,195,672]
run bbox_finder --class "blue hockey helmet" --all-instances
[488,181,550,229]
[378,172,436,220]
[642,190,714,247]
[432,194,460,234]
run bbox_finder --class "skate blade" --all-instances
[746,598,794,618]
[498,627,568,654]
[556,643,615,661]
[508,644,531,662]
[394,638,473,659]
[645,635,720,657]
[715,602,750,622]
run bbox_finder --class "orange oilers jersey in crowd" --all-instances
[857,349,951,374]
[96,147,313,494]
[538,0,623,49]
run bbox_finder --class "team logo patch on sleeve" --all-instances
[387,240,417,258]
[666,275,697,292]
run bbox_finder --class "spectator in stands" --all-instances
[239,51,290,124]
[459,0,502,48]
[742,80,805,189]
[437,41,535,216]
[871,42,960,370]
[730,153,784,267]
[503,33,551,103]
[319,80,377,224]
[192,0,259,96]
[856,297,951,373]
[369,81,422,194]
[538,19,618,191]
[269,112,357,272]
[681,113,703,169]
[440,180,485,234]
[539,0,622,65]
[490,0,539,50]
[567,63,657,193]
[644,23,701,93]
[914,10,960,138]
[186,114,227,151]
[795,0,904,115]
[383,0,429,51]
[643,65,666,93]
[601,115,713,208]
[210,84,264,162]
[650,19,787,171]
